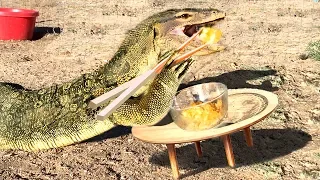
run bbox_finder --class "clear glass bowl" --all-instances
[170,82,228,131]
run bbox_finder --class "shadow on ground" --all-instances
[86,126,132,142]
[85,69,279,142]
[180,69,279,92]
[32,27,62,40]
[149,128,311,179]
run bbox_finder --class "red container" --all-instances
[0,8,39,40]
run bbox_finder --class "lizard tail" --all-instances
[0,120,116,152]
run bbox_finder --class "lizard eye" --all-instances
[177,13,192,19]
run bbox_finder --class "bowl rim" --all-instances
[0,8,39,17]
[171,82,227,111]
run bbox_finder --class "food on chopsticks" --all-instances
[199,27,222,44]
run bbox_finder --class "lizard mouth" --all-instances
[183,21,215,37]
[167,18,225,55]
[170,18,224,38]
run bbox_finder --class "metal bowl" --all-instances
[170,82,228,131]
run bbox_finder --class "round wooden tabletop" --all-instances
[132,89,278,144]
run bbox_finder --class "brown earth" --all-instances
[0,0,319,179]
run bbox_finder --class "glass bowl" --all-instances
[170,82,228,131]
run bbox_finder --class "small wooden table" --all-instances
[132,89,278,179]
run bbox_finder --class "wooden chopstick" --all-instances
[95,54,173,119]
[96,70,156,120]
[89,76,140,109]
[169,42,210,67]
[89,54,173,110]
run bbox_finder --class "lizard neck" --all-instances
[69,22,160,98]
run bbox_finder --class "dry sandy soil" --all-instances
[0,0,320,179]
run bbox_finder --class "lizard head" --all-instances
[151,8,226,55]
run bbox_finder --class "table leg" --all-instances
[244,127,253,147]
[221,135,235,167]
[166,144,180,179]
[194,141,202,157]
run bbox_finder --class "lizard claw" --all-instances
[177,59,194,80]
[169,58,194,81]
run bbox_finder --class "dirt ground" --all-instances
[0,0,319,179]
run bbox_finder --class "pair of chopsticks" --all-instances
[89,28,211,121]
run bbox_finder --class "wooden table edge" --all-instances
[132,88,278,144]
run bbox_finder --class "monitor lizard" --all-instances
[0,8,226,151]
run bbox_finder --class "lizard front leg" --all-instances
[110,58,194,126]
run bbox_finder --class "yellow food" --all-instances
[180,99,224,130]
[199,27,222,44]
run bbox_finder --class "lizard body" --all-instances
[0,8,225,151]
